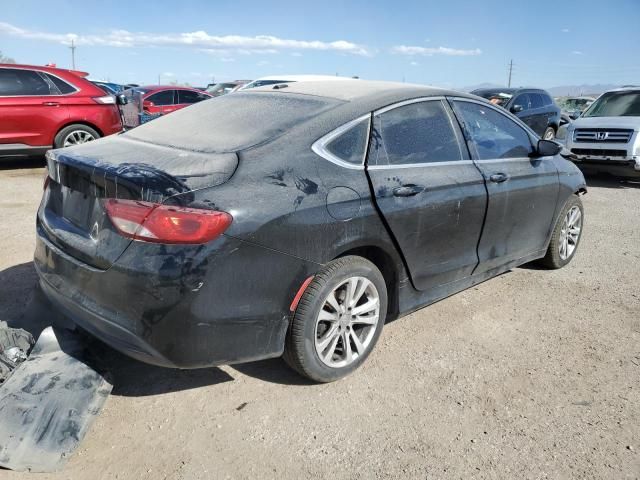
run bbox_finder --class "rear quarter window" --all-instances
[323,119,369,165]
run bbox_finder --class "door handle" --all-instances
[42,101,59,106]
[489,173,509,183]
[392,184,425,197]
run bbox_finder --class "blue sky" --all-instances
[1,0,639,88]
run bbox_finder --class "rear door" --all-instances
[366,98,487,291]
[529,93,548,135]
[0,67,69,148]
[450,99,559,272]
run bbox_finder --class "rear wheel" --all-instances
[540,195,584,269]
[54,124,100,148]
[543,126,556,140]
[284,256,387,383]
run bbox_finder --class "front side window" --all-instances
[530,93,544,109]
[583,91,640,117]
[0,68,51,96]
[369,100,464,166]
[146,90,175,106]
[453,101,532,160]
[512,94,530,111]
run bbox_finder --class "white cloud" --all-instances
[392,45,482,56]
[0,21,371,56]
[571,50,583,55]
[410,61,419,66]
[561,28,570,33]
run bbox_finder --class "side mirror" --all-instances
[569,111,580,120]
[535,139,562,157]
[142,100,154,110]
[511,104,524,113]
[116,94,128,106]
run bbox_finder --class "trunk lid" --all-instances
[39,135,238,269]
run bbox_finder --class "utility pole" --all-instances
[507,59,513,87]
[69,39,76,70]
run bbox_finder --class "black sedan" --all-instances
[35,80,586,382]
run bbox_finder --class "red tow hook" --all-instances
[289,276,315,312]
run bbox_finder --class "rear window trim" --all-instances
[311,113,371,170]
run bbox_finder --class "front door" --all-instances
[365,98,487,291]
[450,99,559,273]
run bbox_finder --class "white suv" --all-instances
[564,87,640,176]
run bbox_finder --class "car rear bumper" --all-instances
[34,223,318,369]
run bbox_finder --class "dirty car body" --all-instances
[34,80,586,374]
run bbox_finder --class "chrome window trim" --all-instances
[311,113,371,170]
[0,66,80,97]
[374,96,446,116]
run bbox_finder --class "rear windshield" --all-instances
[583,91,640,117]
[124,92,342,153]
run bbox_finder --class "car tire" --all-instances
[54,124,100,149]
[540,195,584,269]
[543,126,556,140]
[283,256,387,383]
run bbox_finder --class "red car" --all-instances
[141,86,212,114]
[121,86,212,128]
[0,64,124,158]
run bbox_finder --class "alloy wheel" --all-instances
[314,276,380,368]
[559,205,582,260]
[63,130,96,147]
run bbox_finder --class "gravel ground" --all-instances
[0,158,638,480]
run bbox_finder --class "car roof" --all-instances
[0,63,90,78]
[605,87,640,93]
[246,79,475,107]
[137,85,209,93]
[472,87,550,95]
[250,75,357,82]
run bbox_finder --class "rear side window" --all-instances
[541,93,553,106]
[177,90,209,104]
[453,101,532,160]
[324,119,369,165]
[0,68,51,96]
[147,90,175,106]
[369,100,464,166]
[44,73,76,94]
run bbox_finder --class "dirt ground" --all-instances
[0,158,638,480]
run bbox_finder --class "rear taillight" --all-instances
[93,95,116,105]
[104,199,232,244]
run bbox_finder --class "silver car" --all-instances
[564,87,640,176]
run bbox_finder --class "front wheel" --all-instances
[540,195,584,269]
[284,256,387,383]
